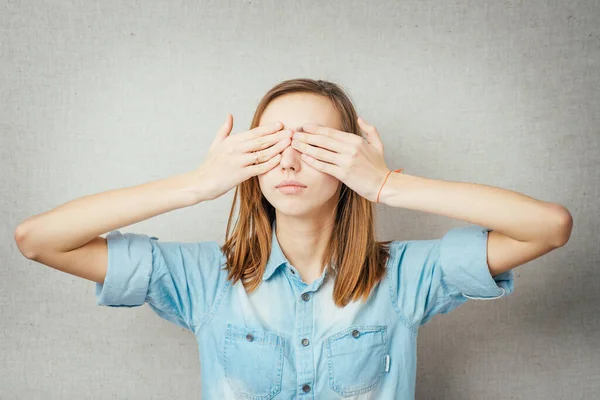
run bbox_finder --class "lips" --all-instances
[276,180,307,188]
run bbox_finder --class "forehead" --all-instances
[258,92,343,131]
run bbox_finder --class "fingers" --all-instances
[244,135,291,166]
[248,153,282,175]
[241,129,293,153]
[236,121,285,142]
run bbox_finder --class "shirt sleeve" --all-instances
[387,225,515,331]
[95,230,227,332]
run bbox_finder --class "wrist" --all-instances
[378,170,409,206]
[171,170,207,206]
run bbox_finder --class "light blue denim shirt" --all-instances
[96,219,514,399]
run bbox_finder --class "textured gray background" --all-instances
[2,0,599,399]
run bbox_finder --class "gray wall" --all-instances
[2,1,598,399]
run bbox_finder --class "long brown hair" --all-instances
[220,78,394,307]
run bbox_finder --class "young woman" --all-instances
[15,78,572,399]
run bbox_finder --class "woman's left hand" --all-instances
[291,117,392,202]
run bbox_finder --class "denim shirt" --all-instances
[96,220,514,399]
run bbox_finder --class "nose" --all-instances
[278,134,302,171]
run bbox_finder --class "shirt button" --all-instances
[301,293,310,301]
[246,333,254,342]
[302,384,311,393]
[301,338,309,346]
[290,269,295,274]
[352,329,360,338]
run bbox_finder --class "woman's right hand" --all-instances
[190,114,293,202]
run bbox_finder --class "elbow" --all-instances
[14,222,38,260]
[549,204,573,248]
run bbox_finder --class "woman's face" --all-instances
[257,92,344,218]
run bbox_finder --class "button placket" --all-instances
[295,290,315,397]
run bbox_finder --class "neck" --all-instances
[274,214,335,283]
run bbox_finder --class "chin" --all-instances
[275,205,323,218]
[264,191,321,215]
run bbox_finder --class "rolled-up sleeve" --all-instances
[388,225,515,331]
[439,225,514,300]
[95,230,226,332]
[96,230,153,307]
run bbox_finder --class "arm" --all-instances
[14,170,207,282]
[378,172,573,275]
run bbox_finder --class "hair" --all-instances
[220,78,394,307]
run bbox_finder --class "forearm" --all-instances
[16,170,203,256]
[378,172,572,245]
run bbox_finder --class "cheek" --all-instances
[319,171,339,185]
[257,176,268,193]
[257,171,277,194]
[316,174,342,196]
[257,170,271,184]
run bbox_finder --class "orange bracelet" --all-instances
[376,169,403,203]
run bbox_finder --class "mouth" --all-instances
[275,180,307,189]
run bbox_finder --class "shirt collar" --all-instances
[263,219,289,281]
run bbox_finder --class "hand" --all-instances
[192,114,293,201]
[291,117,392,202]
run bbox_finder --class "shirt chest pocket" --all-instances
[325,324,388,397]
[223,323,284,400]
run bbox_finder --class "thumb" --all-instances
[357,117,384,153]
[210,114,233,148]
